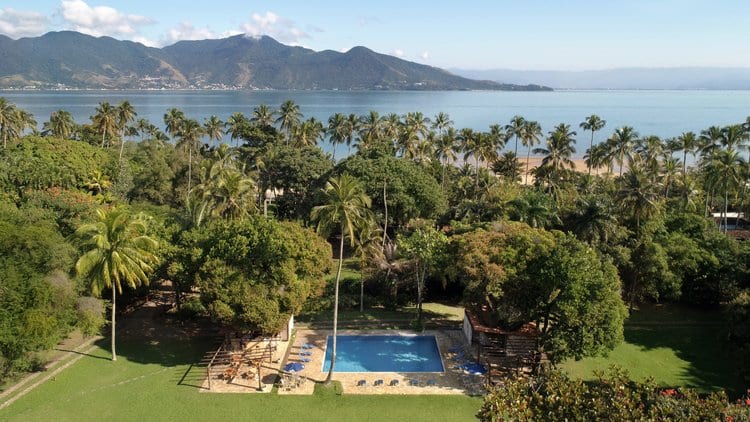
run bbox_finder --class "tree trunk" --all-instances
[186,143,192,205]
[324,232,345,385]
[525,146,532,185]
[724,185,729,234]
[416,261,424,328]
[118,138,125,161]
[588,131,594,176]
[359,274,364,313]
[382,178,388,248]
[111,286,117,361]
[440,158,446,192]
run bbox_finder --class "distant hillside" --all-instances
[0,31,550,91]
[452,67,750,90]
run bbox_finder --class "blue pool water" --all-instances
[321,335,444,373]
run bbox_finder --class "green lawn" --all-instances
[3,332,481,422]
[560,304,743,395]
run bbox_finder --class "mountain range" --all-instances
[0,31,550,91]
[452,67,750,90]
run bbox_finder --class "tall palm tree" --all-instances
[358,110,383,148]
[15,109,36,137]
[75,208,158,361]
[568,195,619,244]
[432,112,453,136]
[163,108,186,142]
[276,100,302,145]
[177,119,205,204]
[295,117,324,147]
[505,115,526,155]
[699,125,723,157]
[670,132,697,180]
[311,174,373,385]
[115,101,137,160]
[610,126,640,177]
[0,98,18,148]
[584,143,607,176]
[638,135,663,182]
[225,112,248,147]
[43,110,76,139]
[579,114,606,175]
[521,120,542,184]
[707,149,745,232]
[534,124,577,178]
[327,113,347,160]
[460,128,481,191]
[345,113,360,155]
[251,104,274,128]
[434,127,458,190]
[617,164,660,231]
[720,124,748,152]
[91,102,118,148]
[203,115,224,146]
[404,111,431,139]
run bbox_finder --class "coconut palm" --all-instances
[521,120,542,184]
[0,98,18,148]
[177,119,205,204]
[114,101,137,160]
[91,102,118,148]
[344,113,360,155]
[638,135,664,182]
[311,174,373,385]
[492,152,523,182]
[610,126,640,177]
[163,108,186,142]
[295,117,324,147]
[432,112,453,136]
[508,190,558,229]
[225,112,249,147]
[584,143,607,176]
[706,149,745,232]
[720,124,749,152]
[358,110,383,148]
[434,127,458,190]
[505,115,526,155]
[75,208,158,361]
[327,113,347,160]
[579,115,606,175]
[699,125,723,157]
[534,124,577,177]
[404,111,431,139]
[43,110,76,139]
[203,115,224,146]
[276,100,302,145]
[251,104,275,128]
[617,163,661,231]
[568,195,619,244]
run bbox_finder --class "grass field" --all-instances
[560,304,743,395]
[2,326,481,422]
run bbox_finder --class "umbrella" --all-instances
[284,362,305,372]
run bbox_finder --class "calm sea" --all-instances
[2,90,749,157]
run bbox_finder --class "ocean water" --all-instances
[2,90,749,157]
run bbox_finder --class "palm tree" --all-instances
[404,111,431,139]
[492,152,523,182]
[707,149,745,232]
[521,120,542,184]
[610,126,639,177]
[534,124,577,177]
[699,125,723,157]
[177,119,205,204]
[115,101,137,160]
[505,115,526,155]
[251,104,275,128]
[295,117,324,147]
[311,174,372,385]
[508,190,558,229]
[225,112,249,147]
[327,113,348,160]
[720,124,748,151]
[434,127,458,190]
[75,208,158,361]
[163,108,186,142]
[43,110,76,139]
[203,115,224,146]
[568,195,619,244]
[584,143,607,176]
[617,164,661,231]
[344,113,360,155]
[431,112,453,136]
[580,115,606,175]
[460,128,481,191]
[91,102,118,148]
[0,98,18,148]
[358,111,383,148]
[276,100,302,145]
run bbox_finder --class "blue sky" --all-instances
[1,0,749,70]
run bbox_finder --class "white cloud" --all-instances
[163,22,216,44]
[0,8,49,38]
[240,11,309,44]
[60,0,154,37]
[392,48,405,57]
[421,51,430,60]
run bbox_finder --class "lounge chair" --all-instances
[374,379,384,386]
[299,357,311,363]
[408,379,420,386]
[299,351,312,356]
[426,379,437,386]
[357,379,366,387]
[389,379,399,386]
[301,343,314,349]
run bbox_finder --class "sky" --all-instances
[1,0,749,71]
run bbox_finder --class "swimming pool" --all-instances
[321,335,445,373]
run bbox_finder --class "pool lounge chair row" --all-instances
[356,378,437,387]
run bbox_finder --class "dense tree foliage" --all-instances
[452,223,627,362]
[478,368,748,421]
[178,218,330,335]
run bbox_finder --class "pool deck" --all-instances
[277,329,486,395]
